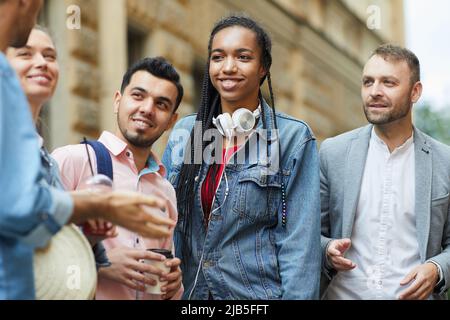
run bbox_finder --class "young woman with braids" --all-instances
[162,15,321,300]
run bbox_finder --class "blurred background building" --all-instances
[39,0,405,156]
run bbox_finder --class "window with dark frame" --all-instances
[192,58,205,111]
[127,26,146,67]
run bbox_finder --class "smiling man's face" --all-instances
[115,70,178,148]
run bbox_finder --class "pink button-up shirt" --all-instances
[52,131,182,300]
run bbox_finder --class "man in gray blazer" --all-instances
[320,44,450,300]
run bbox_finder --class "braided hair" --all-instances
[176,15,280,264]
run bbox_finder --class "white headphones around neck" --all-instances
[212,106,261,138]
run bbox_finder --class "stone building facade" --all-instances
[39,0,404,156]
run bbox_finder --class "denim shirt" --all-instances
[162,101,321,299]
[0,53,73,299]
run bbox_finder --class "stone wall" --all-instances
[42,0,404,153]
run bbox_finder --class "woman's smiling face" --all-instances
[209,26,266,112]
[7,29,59,106]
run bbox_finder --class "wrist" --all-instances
[325,240,335,269]
[98,265,111,280]
[426,261,441,284]
[70,191,108,223]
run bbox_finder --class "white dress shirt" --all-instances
[325,128,421,299]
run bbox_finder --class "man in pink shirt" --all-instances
[52,57,183,300]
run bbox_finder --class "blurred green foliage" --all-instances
[414,103,450,145]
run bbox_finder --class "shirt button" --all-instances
[203,261,210,268]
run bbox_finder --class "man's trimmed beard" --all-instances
[363,91,412,125]
[117,114,154,148]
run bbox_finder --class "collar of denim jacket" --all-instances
[255,98,279,143]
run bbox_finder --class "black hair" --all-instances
[120,57,184,111]
[175,15,283,266]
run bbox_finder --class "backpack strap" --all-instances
[80,140,113,181]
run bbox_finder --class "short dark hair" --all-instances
[371,44,421,84]
[120,57,184,111]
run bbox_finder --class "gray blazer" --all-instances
[320,124,450,299]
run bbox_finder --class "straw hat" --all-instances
[33,224,97,300]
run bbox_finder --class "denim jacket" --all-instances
[162,101,321,300]
[0,53,72,299]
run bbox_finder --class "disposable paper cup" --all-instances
[143,249,173,294]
